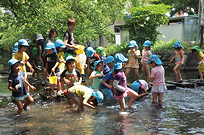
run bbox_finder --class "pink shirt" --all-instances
[151,65,165,86]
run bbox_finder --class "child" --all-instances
[191,46,204,81]
[95,46,110,75]
[89,60,104,92]
[141,40,152,86]
[106,55,114,70]
[130,80,148,97]
[148,54,167,105]
[61,56,82,105]
[113,53,139,111]
[170,41,184,83]
[67,85,103,111]
[30,47,40,80]
[55,39,66,92]
[44,42,61,95]
[11,42,18,58]
[125,40,140,80]
[12,39,34,92]
[86,47,101,74]
[8,59,36,114]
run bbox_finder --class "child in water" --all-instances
[113,53,139,111]
[8,59,36,114]
[191,46,204,81]
[148,54,167,105]
[67,85,103,111]
[170,41,184,83]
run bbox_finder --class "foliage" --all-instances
[104,41,129,56]
[123,4,171,45]
[150,0,199,16]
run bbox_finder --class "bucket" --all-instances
[76,45,84,54]
[48,72,57,84]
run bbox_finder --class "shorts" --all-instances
[101,88,114,100]
[197,64,204,72]
[12,93,30,100]
[114,87,130,100]
[151,84,167,93]
[56,72,61,81]
[81,74,86,82]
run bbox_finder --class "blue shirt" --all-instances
[100,73,114,89]
[101,56,110,74]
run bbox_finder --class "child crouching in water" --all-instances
[113,53,139,111]
[67,85,103,111]
[148,54,167,105]
[8,59,36,114]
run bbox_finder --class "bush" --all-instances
[104,41,129,56]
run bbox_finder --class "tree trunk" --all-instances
[99,35,103,47]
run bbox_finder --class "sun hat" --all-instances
[191,46,201,53]
[114,53,128,63]
[93,60,103,70]
[8,59,21,67]
[129,40,139,49]
[143,40,151,47]
[113,62,123,70]
[86,47,95,57]
[36,34,44,41]
[13,42,18,52]
[138,80,149,90]
[95,46,106,56]
[91,91,104,105]
[66,55,75,62]
[148,54,162,65]
[31,47,38,55]
[55,39,66,48]
[106,56,114,64]
[173,41,183,48]
[130,81,141,93]
[44,42,55,50]
[18,39,29,47]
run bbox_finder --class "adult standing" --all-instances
[64,18,78,57]
[36,34,45,66]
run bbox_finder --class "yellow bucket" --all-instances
[76,45,84,54]
[48,73,57,84]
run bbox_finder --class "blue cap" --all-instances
[113,62,123,70]
[8,59,21,67]
[173,41,183,48]
[93,60,103,70]
[44,42,55,50]
[143,40,151,47]
[18,39,29,46]
[106,56,114,63]
[130,81,141,93]
[114,53,128,63]
[86,47,95,57]
[66,56,75,62]
[148,54,162,65]
[91,91,104,105]
[129,40,139,49]
[13,42,18,52]
[55,39,66,48]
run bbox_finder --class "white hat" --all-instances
[36,34,44,40]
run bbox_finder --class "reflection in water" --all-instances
[1,71,204,134]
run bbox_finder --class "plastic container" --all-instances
[48,72,57,84]
[78,51,86,66]
[76,45,84,54]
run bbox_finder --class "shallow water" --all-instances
[1,70,204,134]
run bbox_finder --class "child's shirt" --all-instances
[126,50,140,68]
[57,52,65,73]
[45,52,60,74]
[61,68,81,88]
[100,73,114,89]
[175,50,184,64]
[75,56,84,75]
[151,65,165,86]
[12,51,29,73]
[90,70,103,89]
[8,71,28,99]
[114,71,127,96]
[87,53,101,71]
[69,85,92,100]
[101,56,110,74]
[142,49,152,64]
[198,52,204,62]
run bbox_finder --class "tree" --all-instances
[123,4,171,46]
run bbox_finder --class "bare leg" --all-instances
[15,100,23,114]
[43,68,47,81]
[199,72,203,80]
[158,93,163,103]
[127,89,138,107]
[119,97,125,111]
[133,68,140,80]
[68,92,83,111]
[23,95,34,108]
[143,64,150,84]
[173,64,182,80]
[152,92,158,103]
[50,84,54,93]
[57,81,61,92]
[125,67,131,77]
